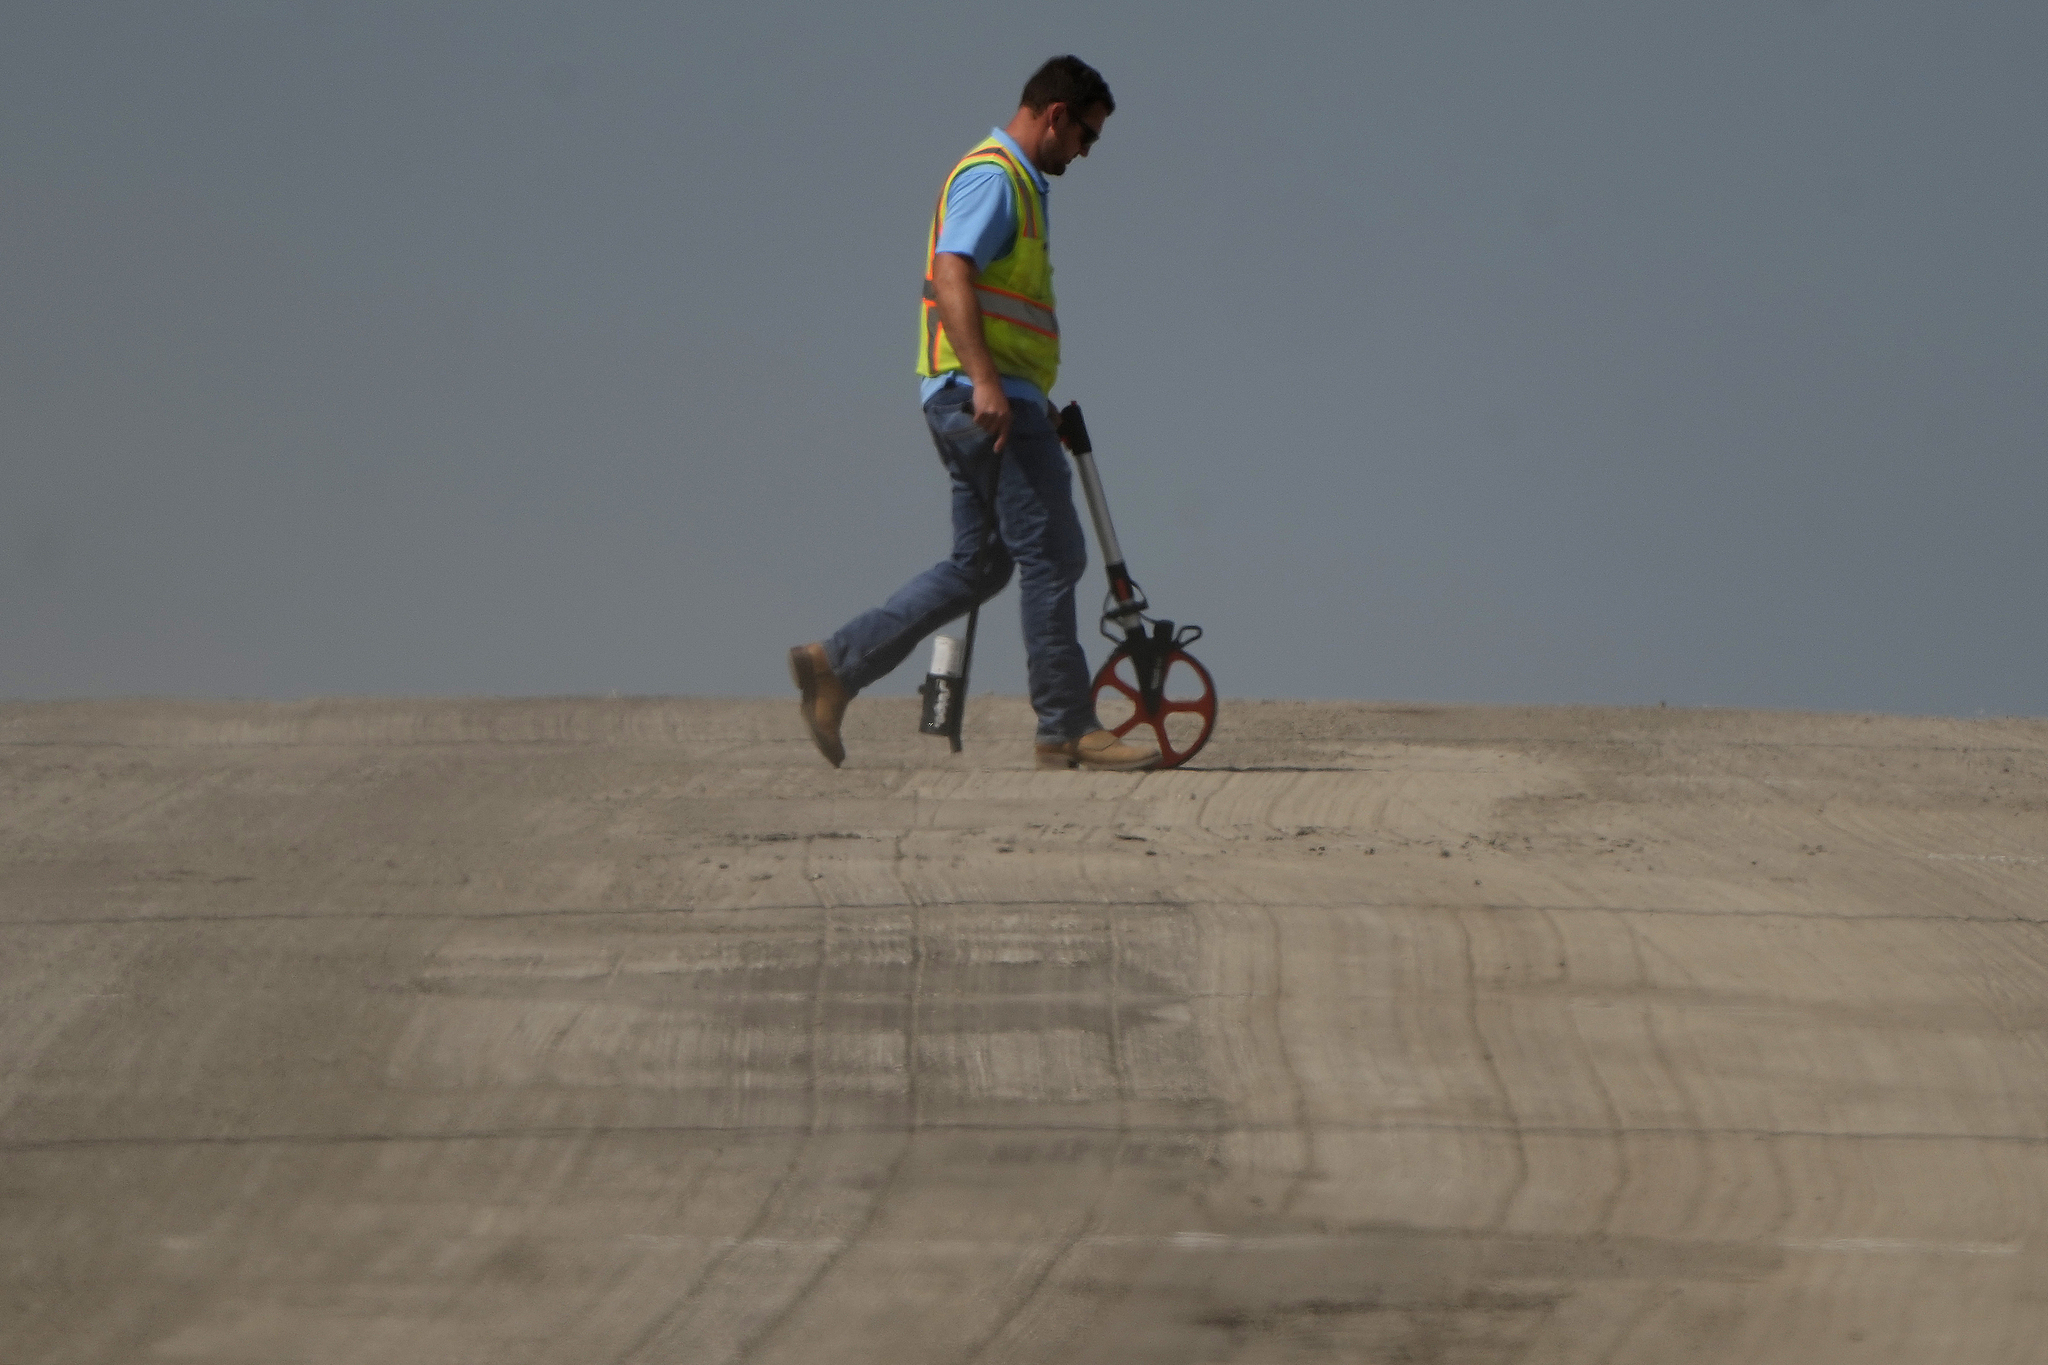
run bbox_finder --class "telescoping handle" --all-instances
[1057,402,1143,628]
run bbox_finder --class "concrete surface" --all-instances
[4,695,2046,1364]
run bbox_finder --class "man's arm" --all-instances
[931,251,1014,452]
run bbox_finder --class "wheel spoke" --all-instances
[1143,719,1176,756]
[1102,674,1141,702]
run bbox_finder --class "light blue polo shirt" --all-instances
[919,127,1053,409]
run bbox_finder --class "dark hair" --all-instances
[1020,55,1115,119]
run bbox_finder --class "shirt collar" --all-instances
[988,127,1049,194]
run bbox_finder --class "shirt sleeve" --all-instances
[930,165,1016,274]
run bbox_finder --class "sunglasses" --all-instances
[1065,109,1099,148]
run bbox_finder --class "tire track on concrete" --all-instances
[1546,904,1631,1237]
[1211,771,1319,1227]
[1459,908,1529,1229]
[544,1139,738,1358]
[605,887,838,1365]
[722,837,928,1365]
[1263,904,1319,1218]
[1623,914,1712,1236]
[958,904,1135,1364]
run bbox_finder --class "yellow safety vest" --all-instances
[917,137,1060,396]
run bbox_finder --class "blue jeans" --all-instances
[824,388,1100,743]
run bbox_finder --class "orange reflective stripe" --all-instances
[920,278,1059,337]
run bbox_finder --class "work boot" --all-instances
[1035,728,1160,771]
[788,643,849,768]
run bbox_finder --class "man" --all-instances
[788,56,1156,772]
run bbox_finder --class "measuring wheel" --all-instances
[1052,399,1221,770]
[1091,631,1218,769]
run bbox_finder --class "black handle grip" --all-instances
[1057,401,1093,456]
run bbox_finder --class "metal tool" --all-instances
[917,615,975,752]
[1057,402,1219,767]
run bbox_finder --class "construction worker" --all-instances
[789,56,1157,772]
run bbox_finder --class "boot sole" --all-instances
[1036,746,1159,772]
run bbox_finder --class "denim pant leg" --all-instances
[990,403,1100,743]
[824,399,1015,694]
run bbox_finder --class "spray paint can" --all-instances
[917,634,964,737]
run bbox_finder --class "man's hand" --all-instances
[972,382,1012,451]
[932,253,1012,451]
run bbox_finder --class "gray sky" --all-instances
[7,2,2044,716]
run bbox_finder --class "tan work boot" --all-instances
[1035,728,1160,771]
[788,643,849,767]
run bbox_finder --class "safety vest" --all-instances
[918,136,1060,395]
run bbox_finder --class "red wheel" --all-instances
[1091,645,1218,768]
